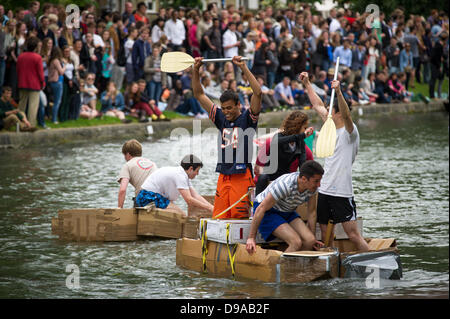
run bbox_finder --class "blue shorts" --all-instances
[254,202,300,242]
[135,190,170,209]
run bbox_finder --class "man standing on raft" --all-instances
[299,72,369,252]
[192,56,262,219]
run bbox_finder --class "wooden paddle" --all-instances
[315,57,340,158]
[161,52,250,73]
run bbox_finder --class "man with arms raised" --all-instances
[298,72,369,251]
[246,160,325,254]
[192,56,262,219]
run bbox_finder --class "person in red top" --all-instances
[16,36,45,127]
[134,2,149,25]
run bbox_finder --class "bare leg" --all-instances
[342,220,369,252]
[272,222,303,253]
[288,218,316,250]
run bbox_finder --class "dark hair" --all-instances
[299,160,324,179]
[180,154,203,171]
[219,89,240,105]
[26,36,40,52]
[137,2,147,10]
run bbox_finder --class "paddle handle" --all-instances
[328,57,340,117]
[202,57,250,63]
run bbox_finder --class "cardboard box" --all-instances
[198,218,283,244]
[136,207,211,239]
[188,195,216,217]
[176,238,339,283]
[52,208,138,241]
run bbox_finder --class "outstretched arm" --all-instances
[192,57,214,114]
[298,72,327,123]
[331,80,354,134]
[233,56,262,115]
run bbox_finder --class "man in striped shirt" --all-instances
[246,160,325,254]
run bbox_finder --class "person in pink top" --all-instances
[16,36,45,127]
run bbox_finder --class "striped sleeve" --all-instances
[209,103,218,122]
[269,175,290,201]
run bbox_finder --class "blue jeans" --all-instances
[267,71,276,89]
[175,97,206,115]
[38,93,46,127]
[148,80,162,102]
[49,81,63,123]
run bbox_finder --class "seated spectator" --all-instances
[229,79,247,109]
[274,76,295,107]
[387,73,404,102]
[201,75,221,100]
[374,72,391,104]
[353,75,370,105]
[256,76,279,112]
[397,72,414,102]
[79,77,100,119]
[136,79,167,121]
[100,81,131,123]
[361,72,379,103]
[0,86,37,132]
[169,79,208,119]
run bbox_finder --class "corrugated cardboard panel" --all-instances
[137,207,185,238]
[280,252,339,282]
[55,208,137,241]
[182,217,201,239]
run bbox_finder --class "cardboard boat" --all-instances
[176,237,400,283]
[51,200,215,242]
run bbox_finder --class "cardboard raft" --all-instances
[176,237,399,283]
[52,206,213,242]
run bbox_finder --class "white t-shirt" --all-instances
[140,166,192,201]
[319,123,359,198]
[125,38,134,64]
[223,29,238,58]
[164,19,186,46]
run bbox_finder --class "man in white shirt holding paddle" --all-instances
[298,71,369,252]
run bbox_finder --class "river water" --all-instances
[0,111,448,299]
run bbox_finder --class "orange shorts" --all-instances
[212,169,255,219]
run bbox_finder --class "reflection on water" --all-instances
[0,112,448,298]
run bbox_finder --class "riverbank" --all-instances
[0,100,447,149]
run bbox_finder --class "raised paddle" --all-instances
[160,52,249,73]
[315,57,340,158]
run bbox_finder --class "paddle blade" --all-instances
[315,116,336,158]
[161,52,195,73]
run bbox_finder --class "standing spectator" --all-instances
[164,11,186,52]
[0,25,6,93]
[399,43,414,90]
[278,39,297,80]
[352,40,366,78]
[188,14,201,58]
[23,1,40,30]
[222,22,240,59]
[132,28,151,81]
[365,36,380,79]
[47,47,66,124]
[144,44,166,103]
[134,2,149,25]
[16,37,44,128]
[429,32,446,99]
[252,42,270,82]
[242,31,257,69]
[151,18,165,44]
[37,16,55,42]
[385,37,401,74]
[274,76,295,107]
[99,42,115,94]
[333,37,352,70]
[403,25,424,84]
[122,2,136,28]
[124,26,138,85]
[266,40,279,89]
[59,45,75,122]
[197,11,212,48]
[203,18,222,59]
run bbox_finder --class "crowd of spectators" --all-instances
[0,1,448,131]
